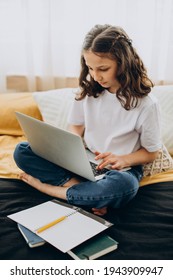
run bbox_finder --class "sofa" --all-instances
[0,85,173,260]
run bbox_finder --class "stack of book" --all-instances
[8,199,118,259]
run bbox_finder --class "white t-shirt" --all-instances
[68,90,162,155]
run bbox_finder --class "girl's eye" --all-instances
[88,67,109,72]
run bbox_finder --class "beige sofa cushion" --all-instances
[33,88,78,130]
[151,85,173,155]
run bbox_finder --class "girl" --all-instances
[14,24,162,216]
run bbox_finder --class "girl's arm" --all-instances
[95,148,159,170]
[68,124,85,137]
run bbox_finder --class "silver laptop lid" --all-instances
[15,112,96,181]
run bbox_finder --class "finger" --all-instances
[98,158,116,169]
[95,152,111,160]
[111,163,121,170]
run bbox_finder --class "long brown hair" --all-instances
[78,24,153,110]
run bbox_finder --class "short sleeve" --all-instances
[136,101,162,152]
[67,98,85,125]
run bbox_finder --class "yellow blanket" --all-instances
[0,135,26,178]
[140,169,173,187]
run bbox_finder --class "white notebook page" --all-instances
[8,201,109,252]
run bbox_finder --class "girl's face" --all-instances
[83,51,120,93]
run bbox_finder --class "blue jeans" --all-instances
[13,142,143,209]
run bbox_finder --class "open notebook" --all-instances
[8,199,113,253]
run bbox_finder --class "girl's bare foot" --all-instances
[20,173,81,189]
[20,173,43,189]
[19,173,81,200]
[92,207,107,216]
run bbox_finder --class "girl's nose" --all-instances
[93,72,102,82]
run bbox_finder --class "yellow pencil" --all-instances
[36,215,67,233]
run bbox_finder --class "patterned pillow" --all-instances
[143,145,173,177]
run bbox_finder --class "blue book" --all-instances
[67,234,118,260]
[17,223,46,248]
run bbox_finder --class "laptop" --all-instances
[15,112,130,182]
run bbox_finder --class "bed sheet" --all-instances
[0,178,172,260]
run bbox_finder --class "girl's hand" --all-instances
[94,151,128,170]
[95,148,159,170]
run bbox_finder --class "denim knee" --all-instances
[108,171,139,207]
[13,141,29,170]
[67,169,140,209]
[100,170,139,207]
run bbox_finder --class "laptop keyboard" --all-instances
[90,161,109,177]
